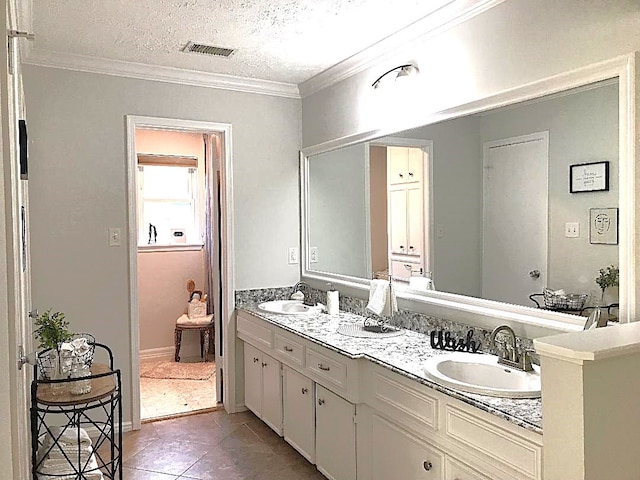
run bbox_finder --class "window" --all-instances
[137,154,202,246]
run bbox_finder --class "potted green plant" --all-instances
[33,309,73,380]
[595,264,619,305]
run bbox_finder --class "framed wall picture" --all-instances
[570,161,609,193]
[589,207,618,245]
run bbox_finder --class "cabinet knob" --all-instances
[318,364,330,371]
[409,245,414,250]
[253,357,259,363]
[318,399,325,406]
[409,172,414,177]
[399,173,404,178]
[399,245,405,250]
[301,387,308,395]
[261,362,267,367]
[284,346,293,352]
[423,461,433,471]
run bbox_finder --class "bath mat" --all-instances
[140,361,216,380]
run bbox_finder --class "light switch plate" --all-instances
[109,228,121,246]
[288,247,299,264]
[565,222,579,238]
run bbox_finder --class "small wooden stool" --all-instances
[174,314,214,362]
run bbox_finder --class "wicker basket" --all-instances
[36,333,95,380]
[543,288,589,311]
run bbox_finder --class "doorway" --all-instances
[125,116,234,429]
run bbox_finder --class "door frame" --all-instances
[125,115,235,429]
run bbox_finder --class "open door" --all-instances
[2,22,35,479]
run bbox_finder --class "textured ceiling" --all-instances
[31,0,456,85]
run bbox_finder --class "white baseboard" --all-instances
[139,347,174,362]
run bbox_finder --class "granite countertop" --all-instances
[238,304,543,435]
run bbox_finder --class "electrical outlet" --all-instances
[565,222,579,238]
[310,247,318,263]
[288,247,299,264]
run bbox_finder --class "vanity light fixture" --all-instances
[372,63,420,89]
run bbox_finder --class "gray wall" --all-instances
[308,143,369,278]
[23,66,301,423]
[480,82,619,301]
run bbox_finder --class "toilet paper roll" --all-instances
[327,290,339,315]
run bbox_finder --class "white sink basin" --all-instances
[258,300,322,316]
[422,352,541,398]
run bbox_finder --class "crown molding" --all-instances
[23,48,301,99]
[298,0,506,98]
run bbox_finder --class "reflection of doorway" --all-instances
[482,132,549,305]
[369,138,433,282]
[125,116,232,429]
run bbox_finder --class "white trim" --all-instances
[139,347,175,362]
[125,115,235,429]
[301,54,636,331]
[298,0,506,98]
[24,48,300,99]
[138,244,203,253]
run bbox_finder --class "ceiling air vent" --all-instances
[182,41,235,58]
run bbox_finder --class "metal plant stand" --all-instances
[30,343,122,479]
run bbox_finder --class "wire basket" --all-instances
[543,288,589,311]
[36,333,96,381]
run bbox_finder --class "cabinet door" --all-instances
[261,352,283,434]
[371,414,444,480]
[387,146,409,184]
[388,187,407,254]
[407,147,424,182]
[283,366,315,462]
[316,385,356,480]
[244,343,263,418]
[406,185,424,258]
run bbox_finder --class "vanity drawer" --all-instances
[237,312,273,350]
[306,347,347,390]
[274,333,304,367]
[444,405,542,480]
[370,369,438,433]
[445,456,490,480]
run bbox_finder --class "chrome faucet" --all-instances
[292,281,313,306]
[489,324,534,372]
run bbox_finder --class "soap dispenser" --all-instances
[326,283,339,315]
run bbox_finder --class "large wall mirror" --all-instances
[302,74,630,326]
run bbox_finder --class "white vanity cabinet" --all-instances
[316,385,356,480]
[237,309,542,480]
[283,365,315,462]
[243,342,283,434]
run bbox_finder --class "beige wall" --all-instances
[137,250,206,357]
[135,129,209,358]
[369,145,388,275]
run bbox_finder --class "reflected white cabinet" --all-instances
[316,385,356,480]
[388,146,424,185]
[244,342,282,434]
[283,365,315,462]
[371,413,444,480]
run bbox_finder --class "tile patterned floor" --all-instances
[140,359,217,422]
[122,410,327,479]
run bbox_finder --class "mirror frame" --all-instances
[301,54,637,331]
